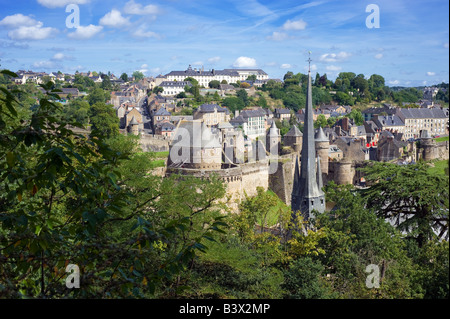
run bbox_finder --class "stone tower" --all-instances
[267,120,281,156]
[315,127,329,176]
[129,116,139,136]
[283,125,303,153]
[291,63,326,221]
[420,129,437,161]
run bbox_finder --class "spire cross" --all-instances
[307,51,312,72]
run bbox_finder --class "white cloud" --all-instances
[266,31,288,41]
[100,10,130,28]
[319,51,351,63]
[8,23,58,40]
[150,67,161,74]
[37,0,90,8]
[0,14,38,28]
[208,56,221,64]
[67,24,103,40]
[280,64,291,69]
[282,19,307,30]
[233,56,257,68]
[265,62,278,67]
[426,71,436,76]
[326,65,342,71]
[33,60,59,69]
[52,53,65,60]
[444,42,449,49]
[132,27,160,39]
[124,0,159,15]
[389,80,400,85]
[310,64,317,71]
[374,53,383,59]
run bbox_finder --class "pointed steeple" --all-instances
[291,55,326,221]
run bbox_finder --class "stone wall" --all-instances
[139,134,170,152]
[165,160,269,212]
[268,154,296,206]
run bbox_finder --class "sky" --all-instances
[0,0,448,87]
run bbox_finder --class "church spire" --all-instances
[291,54,325,221]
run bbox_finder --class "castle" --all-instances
[162,65,449,218]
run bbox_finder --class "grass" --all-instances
[427,160,449,176]
[154,151,169,158]
[434,136,449,143]
[257,190,287,227]
[149,159,166,169]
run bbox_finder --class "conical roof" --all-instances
[420,129,432,139]
[285,125,303,137]
[315,127,328,142]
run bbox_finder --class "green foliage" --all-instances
[132,71,145,82]
[208,80,220,89]
[87,87,109,106]
[120,73,128,82]
[282,257,333,299]
[222,96,244,114]
[89,102,119,138]
[62,100,90,126]
[359,162,449,247]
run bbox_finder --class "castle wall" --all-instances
[437,141,449,160]
[268,154,296,206]
[165,160,269,212]
[329,160,354,185]
[139,134,170,152]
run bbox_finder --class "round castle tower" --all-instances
[419,129,437,161]
[315,127,329,175]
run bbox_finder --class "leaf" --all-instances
[31,184,38,196]
[6,152,15,168]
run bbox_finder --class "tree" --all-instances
[282,257,331,299]
[222,97,244,113]
[62,100,90,126]
[314,114,328,129]
[89,102,119,138]
[184,77,198,86]
[246,75,257,82]
[132,71,145,82]
[359,162,449,247]
[208,80,220,89]
[0,74,228,298]
[87,87,109,106]
[152,86,163,95]
[347,109,364,126]
[120,73,129,82]
[236,89,249,107]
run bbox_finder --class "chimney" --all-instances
[235,110,240,117]
[342,117,349,131]
[335,125,342,136]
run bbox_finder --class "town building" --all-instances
[165,65,269,87]
[193,103,231,127]
[396,107,449,139]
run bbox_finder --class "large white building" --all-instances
[164,65,269,87]
[160,81,192,96]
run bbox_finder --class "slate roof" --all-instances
[397,108,448,119]
[274,108,291,115]
[285,125,303,137]
[160,81,192,87]
[240,108,266,119]
[375,115,404,127]
[197,103,230,114]
[154,107,171,116]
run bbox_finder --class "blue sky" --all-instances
[0,0,448,86]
